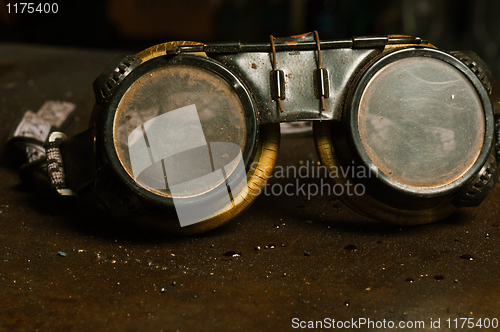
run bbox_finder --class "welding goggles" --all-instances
[32,31,498,235]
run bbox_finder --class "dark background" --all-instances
[2,0,500,76]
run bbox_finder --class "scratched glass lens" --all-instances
[357,57,485,188]
[113,64,248,198]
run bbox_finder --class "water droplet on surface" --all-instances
[460,254,474,260]
[304,251,311,256]
[171,281,177,286]
[453,279,459,283]
[57,251,66,257]
[344,301,350,307]
[161,288,166,293]
[266,244,276,249]
[434,275,444,280]
[405,278,414,283]
[344,244,357,251]
[223,251,242,257]
[274,225,280,229]
[485,233,491,239]
[254,246,261,251]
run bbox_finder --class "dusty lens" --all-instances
[113,64,248,198]
[357,57,485,188]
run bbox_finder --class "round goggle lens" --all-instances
[113,64,248,198]
[357,56,485,188]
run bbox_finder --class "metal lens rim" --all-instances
[102,54,258,209]
[347,47,494,198]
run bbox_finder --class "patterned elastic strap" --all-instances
[45,132,76,196]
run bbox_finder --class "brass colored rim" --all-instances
[139,123,280,235]
[383,35,436,53]
[313,121,456,225]
[136,41,207,60]
[130,41,280,235]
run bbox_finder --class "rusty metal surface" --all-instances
[214,47,381,124]
[1,44,500,331]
